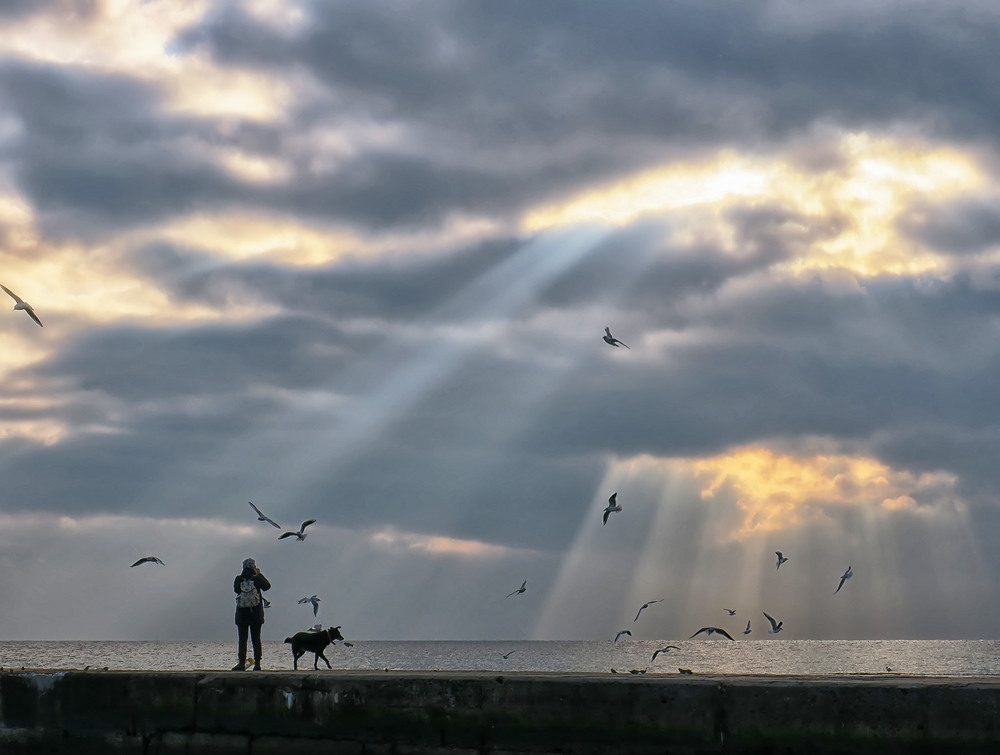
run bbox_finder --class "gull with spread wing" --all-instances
[0,284,42,327]
[279,519,316,541]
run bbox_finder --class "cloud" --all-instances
[899,196,1000,256]
[4,1,1000,641]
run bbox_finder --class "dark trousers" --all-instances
[237,623,263,664]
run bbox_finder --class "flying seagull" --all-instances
[835,565,853,594]
[688,627,733,640]
[506,579,527,598]
[634,599,663,622]
[743,619,752,635]
[0,284,42,327]
[130,556,165,567]
[689,626,735,641]
[723,608,736,616]
[614,629,632,643]
[279,519,316,541]
[775,551,789,570]
[650,645,680,663]
[502,650,517,659]
[763,611,783,634]
[298,595,321,616]
[603,492,622,525]
[248,501,280,529]
[602,326,629,349]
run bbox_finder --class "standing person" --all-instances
[233,557,271,671]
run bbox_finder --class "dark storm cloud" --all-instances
[0,390,279,517]
[0,0,94,20]
[0,315,602,550]
[133,204,841,330]
[185,0,1000,146]
[140,0,999,242]
[129,236,525,322]
[521,273,1000,481]
[898,197,1000,255]
[8,1,998,240]
[39,315,359,401]
[0,60,253,235]
[6,245,1000,556]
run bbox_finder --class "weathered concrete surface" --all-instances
[2,669,1000,753]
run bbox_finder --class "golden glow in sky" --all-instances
[370,526,525,559]
[692,445,957,539]
[524,133,985,279]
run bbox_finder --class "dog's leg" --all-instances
[318,650,332,669]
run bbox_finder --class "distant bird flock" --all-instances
[57,315,857,674]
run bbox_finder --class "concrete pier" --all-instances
[2,669,1000,753]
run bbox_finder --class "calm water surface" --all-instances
[2,639,999,676]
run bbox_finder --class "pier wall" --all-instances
[2,669,1000,753]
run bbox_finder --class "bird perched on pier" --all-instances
[603,492,622,525]
[279,519,316,541]
[602,327,629,349]
[130,556,165,567]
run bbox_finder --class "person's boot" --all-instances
[252,659,261,671]
[231,660,246,671]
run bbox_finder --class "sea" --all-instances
[2,639,1000,676]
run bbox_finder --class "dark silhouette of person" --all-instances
[232,557,271,671]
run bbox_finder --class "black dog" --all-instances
[284,625,345,670]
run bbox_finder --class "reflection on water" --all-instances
[1,639,999,676]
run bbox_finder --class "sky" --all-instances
[2,0,1000,643]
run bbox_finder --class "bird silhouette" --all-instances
[506,579,527,598]
[603,492,622,525]
[634,599,663,622]
[835,565,853,594]
[0,284,42,327]
[650,645,680,663]
[763,611,783,634]
[298,595,321,616]
[689,626,735,641]
[130,556,165,567]
[279,519,316,541]
[248,501,281,529]
[602,326,629,349]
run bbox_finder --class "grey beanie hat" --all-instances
[242,558,256,570]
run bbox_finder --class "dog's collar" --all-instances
[324,628,335,642]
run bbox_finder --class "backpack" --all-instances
[236,577,261,609]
